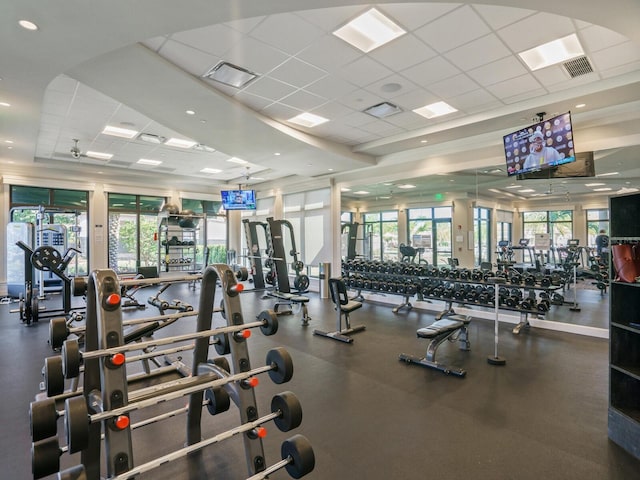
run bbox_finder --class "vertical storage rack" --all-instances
[608,192,640,460]
[158,211,204,273]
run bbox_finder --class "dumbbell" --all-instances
[524,274,536,286]
[509,273,522,285]
[60,311,280,379]
[32,391,309,480]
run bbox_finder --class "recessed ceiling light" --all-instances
[164,138,197,149]
[102,125,139,139]
[597,172,619,177]
[86,151,113,160]
[328,168,334,172]
[274,152,281,156]
[505,185,520,189]
[420,139,428,144]
[354,190,370,195]
[201,167,222,174]
[5,140,13,144]
[185,110,195,115]
[413,101,457,119]
[288,112,329,128]
[593,187,613,192]
[7,147,13,150]
[333,8,406,53]
[193,144,216,153]
[341,187,351,192]
[202,61,259,88]
[585,182,605,187]
[363,102,402,118]
[398,184,416,189]
[19,20,38,31]
[379,196,391,199]
[226,157,248,165]
[138,133,165,144]
[518,189,536,193]
[0,102,10,107]
[575,103,586,108]
[137,158,162,166]
[488,189,501,193]
[519,33,585,71]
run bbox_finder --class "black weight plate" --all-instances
[258,310,279,336]
[44,356,65,397]
[62,339,81,378]
[64,396,89,453]
[57,465,87,480]
[205,387,231,416]
[267,347,294,385]
[272,391,303,432]
[214,333,230,356]
[281,434,316,479]
[294,274,310,292]
[30,399,58,442]
[49,317,69,350]
[32,295,39,323]
[31,437,60,479]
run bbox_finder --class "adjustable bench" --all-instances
[267,291,311,326]
[313,277,365,343]
[399,314,472,377]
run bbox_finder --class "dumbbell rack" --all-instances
[30,265,314,479]
[158,213,203,273]
[342,260,570,334]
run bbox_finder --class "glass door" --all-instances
[434,219,452,266]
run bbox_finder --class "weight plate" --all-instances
[281,434,316,479]
[272,391,303,432]
[49,317,69,350]
[31,437,60,479]
[205,387,231,416]
[214,333,231,356]
[57,465,87,480]
[64,396,89,453]
[44,356,65,397]
[267,347,294,385]
[210,356,230,373]
[30,399,58,442]
[294,274,310,292]
[258,310,279,336]
[32,295,40,323]
[62,339,81,378]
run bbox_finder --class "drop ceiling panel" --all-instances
[485,73,543,100]
[293,5,364,31]
[473,4,534,30]
[414,6,491,53]
[168,23,241,57]
[369,34,437,71]
[156,40,219,76]
[429,73,480,99]
[268,58,328,88]
[449,89,501,113]
[444,34,511,71]
[223,37,290,75]
[297,35,362,72]
[339,56,394,87]
[496,12,575,53]
[580,24,630,52]
[467,56,528,86]
[248,13,325,55]
[304,75,357,100]
[400,56,460,86]
[364,74,420,100]
[243,76,296,102]
[280,89,327,111]
[383,3,460,31]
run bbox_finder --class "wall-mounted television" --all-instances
[503,112,576,177]
[221,190,256,210]
[517,151,595,180]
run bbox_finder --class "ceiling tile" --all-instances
[485,73,544,100]
[224,37,290,76]
[590,41,640,73]
[383,110,429,130]
[158,40,220,77]
[473,4,535,30]
[364,74,420,100]
[224,16,265,34]
[428,73,479,99]
[413,5,491,53]
[448,89,502,113]
[467,56,528,86]
[242,76,296,102]
[337,88,385,111]
[497,12,575,53]
[233,91,274,111]
[400,55,460,86]
[297,34,362,72]
[268,57,328,88]
[249,13,325,55]
[294,5,364,31]
[304,75,357,100]
[280,89,327,111]
[580,25,630,52]
[532,65,572,87]
[309,102,354,122]
[338,56,393,87]
[262,102,303,122]
[444,34,511,71]
[168,23,241,57]
[392,88,439,111]
[369,34,437,71]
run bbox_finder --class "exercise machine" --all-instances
[242,219,269,290]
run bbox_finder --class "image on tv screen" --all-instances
[503,112,575,177]
[221,190,256,210]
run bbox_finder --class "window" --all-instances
[473,207,491,265]
[496,210,513,245]
[10,186,89,276]
[586,209,609,247]
[181,198,227,265]
[108,194,164,274]
[407,207,452,266]
[363,210,398,261]
[523,210,573,248]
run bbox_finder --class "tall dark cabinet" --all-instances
[608,192,640,460]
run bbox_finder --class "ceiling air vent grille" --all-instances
[563,56,594,78]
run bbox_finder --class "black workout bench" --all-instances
[313,277,365,343]
[268,291,311,326]
[399,314,472,377]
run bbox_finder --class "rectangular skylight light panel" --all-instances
[137,158,162,166]
[518,33,585,71]
[203,61,258,88]
[398,184,416,189]
[227,157,248,164]
[333,8,406,53]
[165,138,198,149]
[102,125,139,138]
[288,112,329,128]
[137,159,161,167]
[413,101,457,119]
[85,151,113,160]
[200,167,222,174]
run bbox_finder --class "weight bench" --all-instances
[268,291,311,326]
[313,277,365,343]
[399,314,472,377]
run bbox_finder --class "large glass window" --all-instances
[586,209,609,247]
[181,198,226,265]
[363,210,398,261]
[108,194,164,274]
[10,186,89,276]
[523,209,573,250]
[473,207,491,265]
[407,207,452,266]
[496,210,513,245]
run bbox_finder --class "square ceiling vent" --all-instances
[363,101,402,118]
[563,56,594,78]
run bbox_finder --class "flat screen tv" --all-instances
[221,189,256,210]
[503,112,576,177]
[517,151,595,180]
